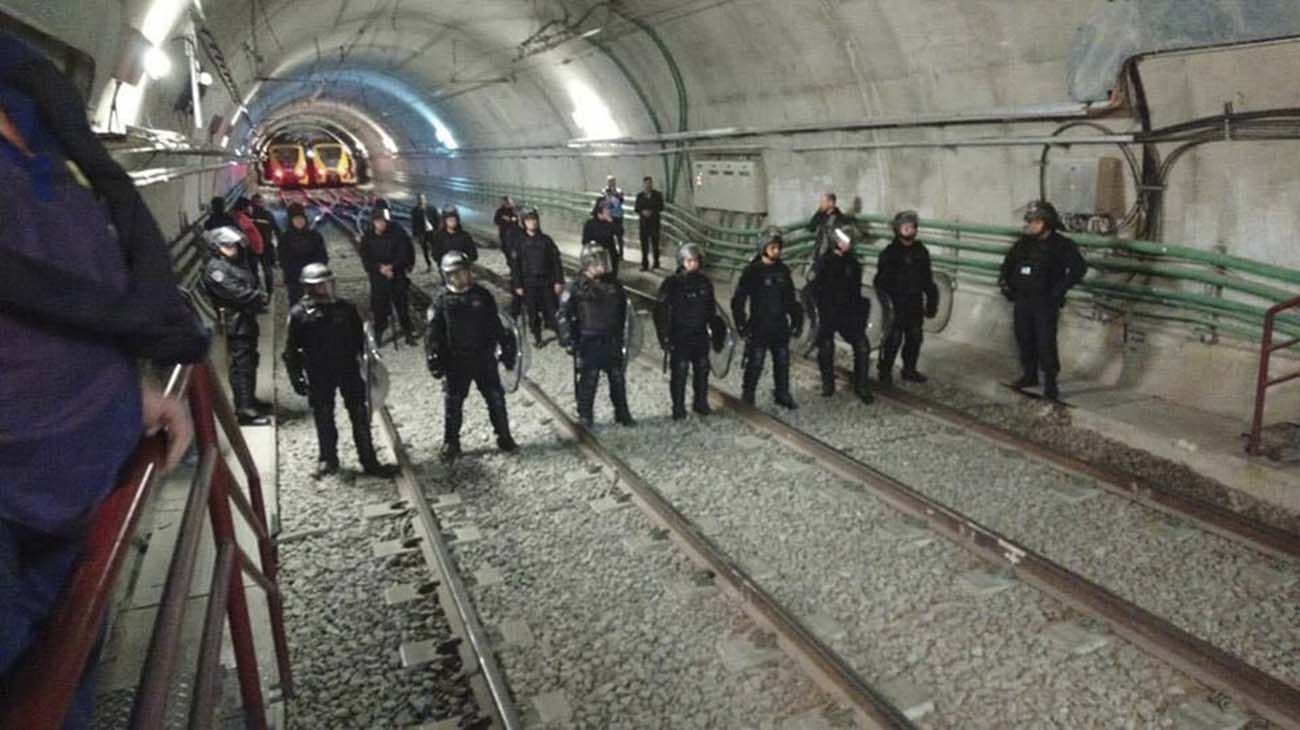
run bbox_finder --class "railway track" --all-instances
[294,189,1299,726]
[460,235,1298,728]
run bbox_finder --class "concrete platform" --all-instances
[407,195,1298,516]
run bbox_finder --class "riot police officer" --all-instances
[655,243,723,419]
[361,207,417,345]
[731,228,803,409]
[810,226,873,403]
[279,202,328,305]
[426,252,519,464]
[283,263,397,478]
[430,206,478,270]
[874,210,939,384]
[511,208,564,348]
[202,226,269,425]
[559,245,635,428]
[998,201,1088,400]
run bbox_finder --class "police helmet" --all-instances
[441,251,473,292]
[441,205,460,220]
[580,243,613,273]
[203,225,247,254]
[371,206,391,222]
[892,210,920,235]
[756,225,784,250]
[522,207,540,222]
[300,263,334,285]
[1023,200,1061,230]
[832,225,861,250]
[677,242,704,266]
[287,202,307,220]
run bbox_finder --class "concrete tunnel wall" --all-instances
[4,0,1298,423]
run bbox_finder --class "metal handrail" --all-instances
[1246,294,1300,456]
[0,361,292,729]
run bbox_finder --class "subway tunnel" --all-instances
[1,1,1299,728]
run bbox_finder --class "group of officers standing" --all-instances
[201,181,1088,477]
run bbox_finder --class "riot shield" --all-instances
[497,310,529,394]
[708,304,737,378]
[622,294,645,365]
[361,322,390,423]
[795,284,820,357]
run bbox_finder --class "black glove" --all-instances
[925,298,939,319]
[290,373,308,396]
[1000,285,1015,302]
[426,352,444,379]
[499,341,518,371]
[790,318,804,340]
[736,322,750,340]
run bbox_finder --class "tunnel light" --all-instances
[143,45,172,80]
[198,70,214,87]
[566,77,622,140]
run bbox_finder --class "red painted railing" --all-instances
[1247,295,1300,457]
[0,362,292,729]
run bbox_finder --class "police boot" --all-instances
[610,369,636,427]
[901,369,928,383]
[351,406,398,477]
[817,340,836,397]
[669,358,689,420]
[314,459,340,478]
[773,345,798,410]
[576,369,599,427]
[1044,376,1060,401]
[691,359,712,416]
[853,343,874,405]
[233,375,269,426]
[1012,373,1039,389]
[439,440,462,464]
[485,390,519,453]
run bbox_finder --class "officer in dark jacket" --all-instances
[874,210,939,384]
[410,193,437,272]
[426,252,519,463]
[430,206,478,273]
[559,245,635,428]
[493,196,519,250]
[361,208,417,345]
[279,203,329,305]
[205,195,234,231]
[811,226,873,403]
[511,208,564,347]
[581,198,621,277]
[806,192,845,265]
[202,227,270,425]
[731,228,803,408]
[655,243,722,419]
[249,193,279,295]
[283,263,397,478]
[998,201,1088,400]
[634,176,665,271]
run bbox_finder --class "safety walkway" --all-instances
[380,186,1299,515]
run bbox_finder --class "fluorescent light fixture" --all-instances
[143,45,172,80]
[198,70,213,86]
[566,76,622,140]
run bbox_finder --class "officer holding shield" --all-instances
[654,243,726,420]
[559,245,636,428]
[283,263,397,478]
[426,252,520,464]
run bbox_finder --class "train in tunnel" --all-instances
[1,1,1299,728]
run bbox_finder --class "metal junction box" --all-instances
[692,159,767,213]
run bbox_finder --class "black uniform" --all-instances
[249,205,279,294]
[279,225,329,305]
[203,253,266,415]
[559,274,633,426]
[361,225,416,342]
[581,217,620,276]
[493,204,519,249]
[425,284,515,448]
[998,231,1088,385]
[655,270,719,417]
[511,229,563,344]
[810,249,872,400]
[283,298,384,470]
[807,206,845,264]
[205,197,234,231]
[430,228,478,272]
[634,189,665,270]
[731,257,803,406]
[410,204,437,270]
[874,238,939,377]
